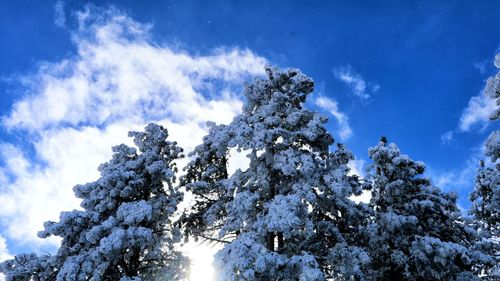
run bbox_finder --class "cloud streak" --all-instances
[458,53,499,132]
[0,235,11,262]
[440,131,454,144]
[426,142,494,213]
[314,96,353,141]
[54,1,66,28]
[0,234,11,280]
[333,65,379,99]
[459,94,496,132]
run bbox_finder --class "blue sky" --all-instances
[0,0,498,276]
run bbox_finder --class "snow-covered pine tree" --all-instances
[365,138,493,281]
[0,123,188,281]
[182,66,370,280]
[470,160,499,238]
[470,52,499,232]
[0,253,56,281]
[485,53,499,123]
[469,53,500,279]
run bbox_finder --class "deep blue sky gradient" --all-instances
[0,0,499,209]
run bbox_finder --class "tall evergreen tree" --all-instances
[470,160,499,237]
[485,53,499,123]
[469,53,500,279]
[182,67,370,280]
[483,53,499,169]
[365,138,492,281]
[0,124,188,281]
[471,53,499,227]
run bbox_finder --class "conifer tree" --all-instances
[0,124,188,281]
[470,160,499,236]
[365,138,493,281]
[469,53,500,279]
[182,67,370,280]
[471,53,499,228]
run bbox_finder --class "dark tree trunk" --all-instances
[266,232,275,251]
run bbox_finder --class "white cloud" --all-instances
[432,141,495,191]
[458,53,499,132]
[347,159,371,204]
[0,235,12,262]
[0,124,141,246]
[54,1,66,28]
[430,165,475,215]
[426,144,489,213]
[473,61,488,74]
[0,234,12,280]
[347,159,365,177]
[350,190,371,204]
[315,96,353,141]
[459,93,496,132]
[440,130,454,144]
[3,13,262,131]
[333,65,378,99]
[0,5,266,260]
[432,168,473,193]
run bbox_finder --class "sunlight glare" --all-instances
[183,241,221,281]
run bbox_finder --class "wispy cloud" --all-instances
[431,166,475,194]
[0,6,266,254]
[3,12,265,131]
[315,96,353,141]
[439,54,498,146]
[440,131,454,144]
[347,159,366,177]
[459,94,496,132]
[458,54,499,132]
[347,159,371,203]
[54,1,66,28]
[473,60,488,74]
[0,234,12,280]
[333,65,379,99]
[427,144,489,212]
[0,235,11,261]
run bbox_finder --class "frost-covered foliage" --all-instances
[182,66,369,280]
[485,130,500,163]
[470,160,499,236]
[365,139,493,281]
[0,253,56,281]
[484,53,500,163]
[485,53,499,122]
[469,53,500,280]
[0,124,188,280]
